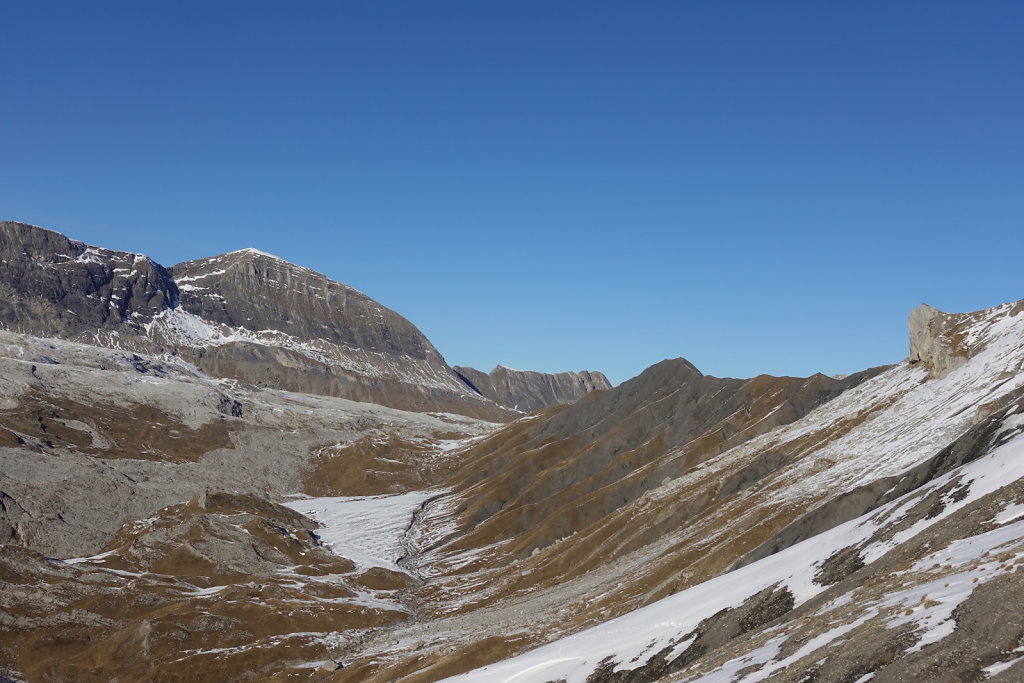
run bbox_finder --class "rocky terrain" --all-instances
[0,328,499,680]
[3,220,1024,683]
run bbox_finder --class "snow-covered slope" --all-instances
[436,301,1024,682]
[450,407,1024,682]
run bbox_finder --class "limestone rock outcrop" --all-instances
[908,303,968,379]
[908,300,1024,379]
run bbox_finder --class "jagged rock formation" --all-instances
[908,302,966,378]
[453,364,612,412]
[0,221,508,420]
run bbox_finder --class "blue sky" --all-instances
[3,2,1022,384]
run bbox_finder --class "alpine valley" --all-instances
[2,220,1024,683]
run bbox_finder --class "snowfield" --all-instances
[284,491,438,572]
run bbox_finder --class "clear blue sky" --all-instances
[3,2,1022,384]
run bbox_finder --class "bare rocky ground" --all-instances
[0,330,495,559]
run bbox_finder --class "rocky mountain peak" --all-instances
[230,247,285,260]
[170,249,434,360]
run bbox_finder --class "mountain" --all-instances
[366,299,1024,682]
[422,360,882,587]
[162,247,505,418]
[453,364,612,413]
[0,221,510,419]
[0,221,614,420]
[4,218,1024,683]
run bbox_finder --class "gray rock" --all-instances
[171,249,436,362]
[908,303,968,379]
[0,329,497,558]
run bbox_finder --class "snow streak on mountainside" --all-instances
[284,492,436,573]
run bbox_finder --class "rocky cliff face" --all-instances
[453,365,612,412]
[0,222,508,420]
[908,303,966,378]
[171,249,434,360]
[0,221,177,342]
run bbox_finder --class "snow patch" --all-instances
[231,247,285,261]
[284,491,437,572]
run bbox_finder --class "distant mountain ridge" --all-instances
[0,221,607,419]
[453,365,612,413]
